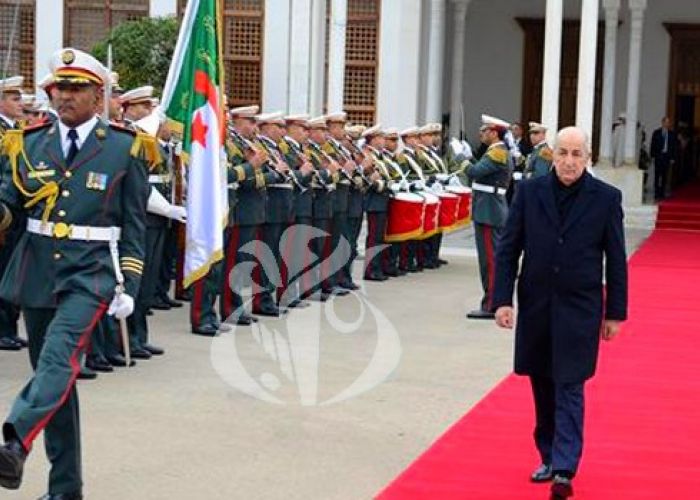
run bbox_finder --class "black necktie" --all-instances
[66,129,79,165]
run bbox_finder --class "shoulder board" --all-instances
[486,147,508,165]
[539,146,553,161]
[23,121,52,135]
[109,122,137,136]
[278,140,290,155]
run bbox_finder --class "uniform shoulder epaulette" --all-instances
[539,145,553,162]
[486,146,508,165]
[130,130,161,168]
[109,122,137,136]
[278,140,290,155]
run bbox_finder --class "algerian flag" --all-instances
[161,0,228,288]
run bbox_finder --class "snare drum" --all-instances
[446,185,472,227]
[418,192,440,239]
[385,192,425,242]
[437,192,459,232]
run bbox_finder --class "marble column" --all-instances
[288,0,313,114]
[262,0,291,111]
[541,0,563,145]
[327,0,348,113]
[425,0,446,123]
[575,0,599,142]
[597,0,620,167]
[623,0,647,166]
[34,0,64,93]
[309,0,327,116]
[448,0,471,138]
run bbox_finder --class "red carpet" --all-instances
[378,205,700,498]
[656,182,700,231]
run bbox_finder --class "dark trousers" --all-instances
[288,217,315,301]
[155,224,178,301]
[474,222,502,312]
[342,215,362,285]
[311,218,333,293]
[0,224,22,340]
[364,211,387,279]
[530,376,585,476]
[218,224,258,320]
[654,157,671,199]
[330,211,350,288]
[3,293,108,495]
[252,222,283,312]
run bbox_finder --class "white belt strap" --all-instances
[108,227,124,286]
[471,182,507,196]
[227,182,239,190]
[27,218,122,242]
[148,174,172,184]
[512,172,524,181]
[267,183,293,189]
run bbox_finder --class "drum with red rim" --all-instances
[385,192,425,242]
[446,185,472,227]
[437,192,459,232]
[418,192,440,239]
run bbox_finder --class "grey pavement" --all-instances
[0,223,651,500]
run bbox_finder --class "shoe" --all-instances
[86,356,113,373]
[162,296,183,308]
[423,263,438,269]
[106,354,136,367]
[466,309,496,320]
[146,309,154,316]
[364,274,387,281]
[550,475,573,499]
[77,367,98,380]
[9,336,27,348]
[223,315,252,326]
[438,258,448,266]
[530,463,553,482]
[0,337,21,351]
[0,439,27,490]
[175,293,191,302]
[396,269,407,276]
[406,265,420,273]
[130,348,152,360]
[287,299,310,308]
[253,306,284,317]
[143,344,164,356]
[324,287,349,297]
[150,300,172,311]
[384,269,399,277]
[191,324,219,336]
[37,492,83,500]
[310,292,330,302]
[339,282,360,291]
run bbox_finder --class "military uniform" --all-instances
[0,47,150,498]
[465,116,513,317]
[526,141,553,179]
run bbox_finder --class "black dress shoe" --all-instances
[339,282,360,291]
[438,258,448,266]
[0,337,21,351]
[550,475,573,499]
[162,296,183,308]
[466,309,496,320]
[86,356,114,373]
[77,367,97,380]
[406,265,420,273]
[106,354,136,367]
[364,274,387,281]
[253,306,284,317]
[146,309,154,316]
[10,336,27,348]
[286,299,310,308]
[191,324,219,336]
[130,348,152,360]
[324,287,349,296]
[150,300,172,311]
[423,263,438,269]
[530,463,553,482]
[384,269,399,277]
[0,439,27,490]
[37,492,83,500]
[143,344,164,356]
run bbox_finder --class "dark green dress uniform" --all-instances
[255,134,294,313]
[525,141,554,179]
[278,137,314,303]
[0,117,25,351]
[0,118,148,495]
[382,149,408,277]
[397,145,424,272]
[418,145,447,268]
[465,141,513,314]
[363,146,391,281]
[306,140,339,298]
[341,139,366,289]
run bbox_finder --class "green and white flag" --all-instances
[161,0,227,288]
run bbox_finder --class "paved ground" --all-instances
[0,224,652,500]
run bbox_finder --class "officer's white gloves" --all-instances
[108,292,135,319]
[147,188,187,222]
[389,182,402,193]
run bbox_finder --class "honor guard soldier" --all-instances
[278,114,315,305]
[322,112,358,291]
[120,85,154,126]
[525,122,553,179]
[465,114,514,319]
[0,76,26,352]
[107,72,125,122]
[0,47,150,499]
[397,126,426,273]
[255,111,294,315]
[382,127,409,277]
[38,74,60,124]
[362,125,392,281]
[342,123,369,286]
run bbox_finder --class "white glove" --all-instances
[400,179,409,191]
[449,175,463,187]
[389,182,401,193]
[168,205,187,223]
[414,180,425,190]
[435,173,449,182]
[460,140,473,160]
[431,182,444,193]
[108,292,135,320]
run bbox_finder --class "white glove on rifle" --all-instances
[147,188,187,223]
[108,292,135,320]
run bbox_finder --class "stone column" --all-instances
[150,0,177,17]
[541,0,563,145]
[309,0,327,116]
[597,0,620,167]
[288,0,313,114]
[575,0,599,141]
[327,0,348,113]
[425,0,446,123]
[35,0,64,93]
[262,0,292,111]
[623,0,646,166]
[448,0,471,138]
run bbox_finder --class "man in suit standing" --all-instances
[650,116,678,200]
[492,127,628,499]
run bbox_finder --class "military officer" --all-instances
[120,85,154,126]
[107,72,125,122]
[0,76,26,352]
[525,121,553,179]
[0,47,149,499]
[465,114,513,319]
[382,127,408,277]
[397,126,426,273]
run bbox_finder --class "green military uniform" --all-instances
[382,148,408,276]
[465,140,513,315]
[396,142,425,272]
[525,141,554,179]
[363,144,391,281]
[0,116,149,495]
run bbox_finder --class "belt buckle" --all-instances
[53,222,72,239]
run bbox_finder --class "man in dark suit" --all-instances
[493,127,628,499]
[650,116,678,199]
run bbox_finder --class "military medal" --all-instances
[86,171,108,191]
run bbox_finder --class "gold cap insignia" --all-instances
[61,50,75,65]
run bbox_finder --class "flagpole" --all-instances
[103,44,112,121]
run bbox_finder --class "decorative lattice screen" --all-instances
[0,0,35,90]
[64,0,149,53]
[178,0,264,109]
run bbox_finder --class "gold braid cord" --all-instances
[131,132,162,169]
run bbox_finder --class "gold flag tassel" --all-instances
[2,130,60,223]
[130,132,162,169]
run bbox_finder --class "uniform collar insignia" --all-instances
[36,160,49,170]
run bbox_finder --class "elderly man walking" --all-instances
[492,127,628,499]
